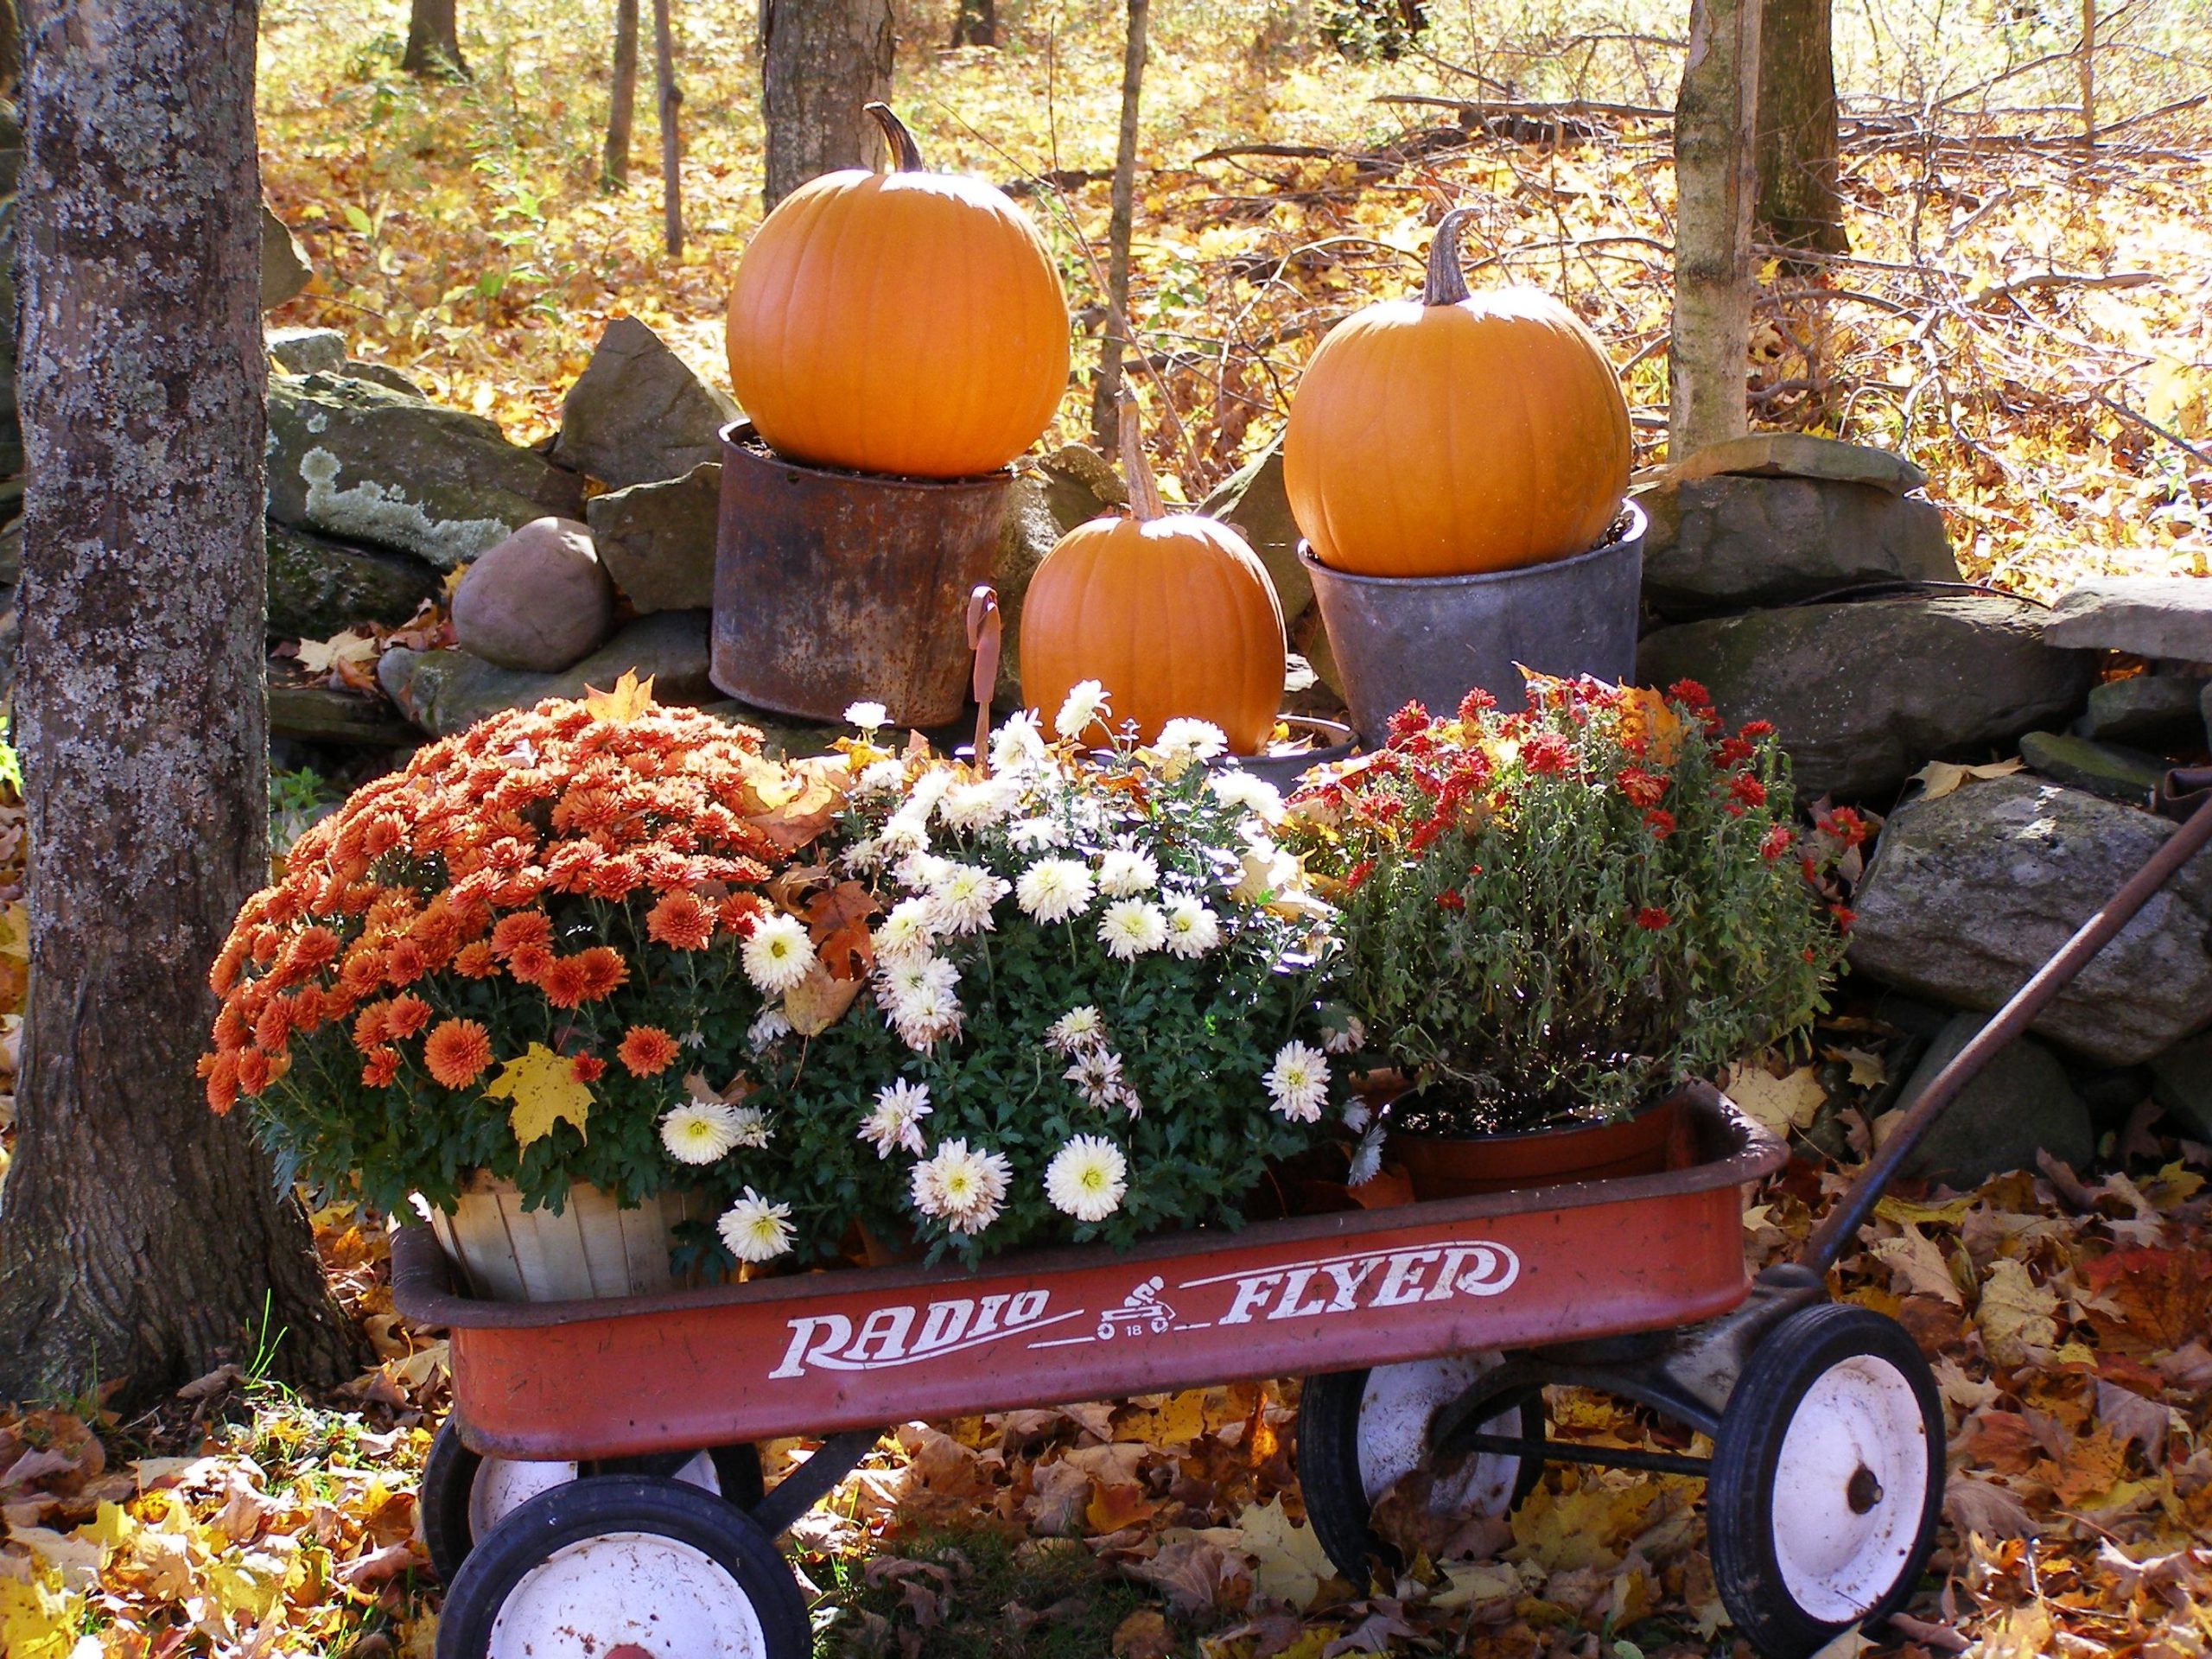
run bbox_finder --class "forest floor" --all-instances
[255,0,2212,598]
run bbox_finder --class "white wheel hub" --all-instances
[488,1530,769,1658]
[468,1451,721,1541]
[1770,1352,1929,1623]
[1357,1355,1523,1516]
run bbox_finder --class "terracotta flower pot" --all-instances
[1389,1088,1694,1202]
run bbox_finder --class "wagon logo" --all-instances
[768,1289,1080,1378]
[1191,1240,1519,1326]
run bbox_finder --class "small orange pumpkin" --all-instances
[1020,401,1286,756]
[725,104,1070,480]
[1283,207,1630,578]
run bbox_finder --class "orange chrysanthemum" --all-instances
[616,1025,680,1077]
[491,911,553,960]
[506,942,554,985]
[423,1018,493,1089]
[384,994,434,1039]
[538,955,593,1010]
[236,1048,278,1095]
[253,999,294,1054]
[570,1053,606,1084]
[212,1003,250,1055]
[646,891,715,951]
[574,946,627,1001]
[453,941,499,979]
[360,1046,402,1089]
[201,1052,239,1115]
[352,1001,390,1052]
[385,939,429,985]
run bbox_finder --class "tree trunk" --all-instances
[948,0,994,47]
[653,0,682,252]
[0,0,363,1408]
[2078,0,2095,150]
[604,0,639,188]
[759,0,894,209]
[402,0,468,77]
[1090,0,1148,453]
[1669,0,1762,461]
[1753,0,1845,255]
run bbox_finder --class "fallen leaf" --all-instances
[1726,1063,1827,1135]
[783,965,861,1036]
[1906,756,2023,802]
[1977,1256,2059,1367]
[294,629,378,677]
[483,1042,592,1149]
[1233,1495,1336,1611]
[581,669,656,721]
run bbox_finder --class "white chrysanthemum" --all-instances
[928,863,1009,935]
[854,760,908,798]
[1008,815,1069,852]
[741,913,816,995]
[878,954,959,1012]
[906,766,957,818]
[842,835,885,873]
[875,811,931,861]
[1155,717,1229,762]
[1054,679,1110,741]
[1343,1099,1374,1134]
[844,701,889,732]
[1229,835,1300,906]
[1264,1039,1331,1123]
[1210,770,1286,823]
[1346,1126,1386,1189]
[747,1006,792,1052]
[890,982,963,1052]
[1096,848,1160,898]
[661,1099,744,1164]
[1045,1135,1128,1223]
[727,1103,772,1148]
[910,1138,1013,1234]
[1323,1014,1368,1055]
[1162,899,1221,959]
[1065,1047,1128,1109]
[858,1079,933,1160]
[1046,1005,1106,1056]
[897,849,952,893]
[874,897,938,963]
[991,709,1050,771]
[1017,858,1095,924]
[940,778,1019,832]
[1098,899,1169,961]
[719,1187,795,1263]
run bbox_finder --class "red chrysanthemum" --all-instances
[1635,907,1671,931]
[570,1053,606,1084]
[1760,823,1794,861]
[1521,733,1576,776]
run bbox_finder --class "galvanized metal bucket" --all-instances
[1301,500,1648,746]
[711,422,1014,726]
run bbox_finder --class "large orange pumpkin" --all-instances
[1020,401,1285,756]
[725,105,1069,480]
[1283,207,1630,577]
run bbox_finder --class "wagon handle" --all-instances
[967,584,1001,774]
[1801,776,2212,1274]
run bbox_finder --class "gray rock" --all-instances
[261,201,311,310]
[991,476,1064,710]
[1200,437,1313,628]
[1669,433,1927,495]
[2205,680,2212,746]
[266,521,442,639]
[267,683,416,747]
[1892,1011,2094,1185]
[2018,730,2169,807]
[2044,577,2212,662]
[345,361,428,398]
[379,610,718,736]
[2075,673,2209,744]
[451,517,616,671]
[587,463,720,613]
[1849,774,2212,1065]
[268,327,347,375]
[1637,474,1957,614]
[1637,594,2094,801]
[1035,444,1126,535]
[2148,1033,2212,1140]
[549,316,739,489]
[266,373,583,569]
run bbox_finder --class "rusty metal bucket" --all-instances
[711,422,1014,726]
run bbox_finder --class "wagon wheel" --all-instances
[435,1474,808,1659]
[1296,1355,1544,1584]
[1707,1303,1944,1659]
[420,1419,765,1583]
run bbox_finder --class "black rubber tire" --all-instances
[419,1420,766,1583]
[435,1474,809,1659]
[1296,1366,1544,1584]
[1707,1302,1945,1659]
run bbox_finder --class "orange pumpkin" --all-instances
[725,104,1070,480]
[1020,401,1286,756]
[1283,207,1630,578]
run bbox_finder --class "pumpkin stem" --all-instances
[865,103,925,173]
[1422,207,1476,307]
[1117,396,1165,522]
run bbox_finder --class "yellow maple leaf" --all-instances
[484,1042,592,1149]
[1908,756,2024,802]
[295,629,378,676]
[582,669,657,722]
[1977,1256,2059,1367]
[783,964,861,1036]
[1232,1494,1336,1610]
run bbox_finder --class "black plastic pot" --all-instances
[710,422,1013,727]
[1300,501,1647,747]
